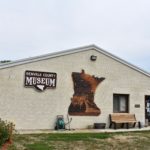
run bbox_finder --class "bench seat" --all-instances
[109,113,141,129]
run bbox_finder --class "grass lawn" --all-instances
[7,131,150,150]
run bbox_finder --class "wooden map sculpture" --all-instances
[68,70,105,116]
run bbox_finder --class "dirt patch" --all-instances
[11,142,25,150]
[52,141,105,150]
[113,135,135,142]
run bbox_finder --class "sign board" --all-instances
[25,70,57,91]
[135,104,140,108]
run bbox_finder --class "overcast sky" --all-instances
[0,0,150,71]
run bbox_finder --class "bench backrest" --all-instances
[110,113,136,122]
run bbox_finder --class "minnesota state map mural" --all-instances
[68,70,105,116]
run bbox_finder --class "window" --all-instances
[113,94,129,113]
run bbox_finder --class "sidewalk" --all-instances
[17,126,150,134]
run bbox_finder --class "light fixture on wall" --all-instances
[90,55,97,61]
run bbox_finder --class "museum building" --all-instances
[0,45,150,130]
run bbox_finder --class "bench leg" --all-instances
[109,123,112,129]
[138,122,141,128]
[121,123,124,128]
[114,123,117,129]
[133,123,136,128]
[126,123,129,129]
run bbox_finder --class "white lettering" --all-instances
[50,79,55,86]
[26,77,33,85]
[37,78,41,84]
[41,78,45,84]
[32,77,36,85]
[45,78,49,86]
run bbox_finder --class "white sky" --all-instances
[0,0,150,71]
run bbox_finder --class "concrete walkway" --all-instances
[17,126,150,134]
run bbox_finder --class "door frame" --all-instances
[145,95,150,125]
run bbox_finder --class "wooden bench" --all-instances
[109,113,141,129]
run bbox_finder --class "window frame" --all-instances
[113,94,129,113]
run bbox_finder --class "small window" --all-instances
[113,94,129,113]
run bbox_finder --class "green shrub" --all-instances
[0,118,15,147]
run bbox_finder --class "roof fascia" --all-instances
[93,45,150,77]
[0,44,95,69]
[0,44,149,77]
